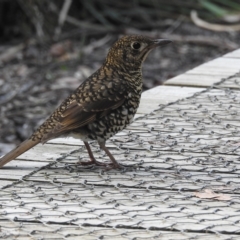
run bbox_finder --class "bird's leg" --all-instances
[99,143,122,169]
[78,142,121,169]
[79,141,108,166]
[84,141,97,163]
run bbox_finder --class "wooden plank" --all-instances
[12,144,77,162]
[1,180,238,233]
[165,74,224,87]
[2,159,48,168]
[47,137,83,146]
[0,180,16,187]
[141,85,205,100]
[0,149,55,186]
[138,86,205,114]
[0,221,171,239]
[0,221,226,240]
[0,160,48,182]
[203,57,240,69]
[0,169,33,180]
[165,73,239,88]
[223,49,240,58]
[186,66,238,76]
[165,57,239,87]
[0,144,79,185]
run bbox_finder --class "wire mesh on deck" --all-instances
[1,73,240,239]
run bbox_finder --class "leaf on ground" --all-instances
[195,189,231,201]
[50,40,72,57]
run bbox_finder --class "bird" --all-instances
[0,35,171,169]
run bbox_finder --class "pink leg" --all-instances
[99,143,121,169]
[79,142,121,169]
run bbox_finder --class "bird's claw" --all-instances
[78,159,122,170]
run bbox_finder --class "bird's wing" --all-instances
[40,78,127,141]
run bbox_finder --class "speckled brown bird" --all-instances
[0,35,171,169]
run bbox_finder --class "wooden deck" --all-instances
[0,49,240,239]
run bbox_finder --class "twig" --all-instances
[191,10,240,32]
[50,1,111,32]
[0,43,25,63]
[66,16,112,31]
[82,35,112,55]
[0,39,36,63]
[17,0,45,38]
[82,1,113,27]
[55,0,72,39]
[164,15,186,34]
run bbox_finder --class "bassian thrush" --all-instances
[0,35,171,169]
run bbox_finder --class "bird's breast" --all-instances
[86,90,141,143]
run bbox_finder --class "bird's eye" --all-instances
[131,42,141,50]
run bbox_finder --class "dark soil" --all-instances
[0,22,239,155]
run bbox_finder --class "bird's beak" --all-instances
[152,39,172,48]
[138,38,171,60]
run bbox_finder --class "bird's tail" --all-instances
[0,139,39,167]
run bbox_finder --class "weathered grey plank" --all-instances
[0,180,15,187]
[0,169,32,180]
[186,67,237,75]
[165,56,240,87]
[165,74,240,88]
[223,49,240,58]
[165,74,223,87]
[0,144,78,183]
[0,160,48,181]
[137,86,205,114]
[0,220,226,240]
[47,137,83,146]
[203,57,240,69]
[13,143,77,162]
[2,159,48,168]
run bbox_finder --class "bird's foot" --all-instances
[102,162,143,171]
[78,158,122,170]
[78,159,105,166]
[104,162,123,170]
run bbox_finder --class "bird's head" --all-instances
[105,35,171,72]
